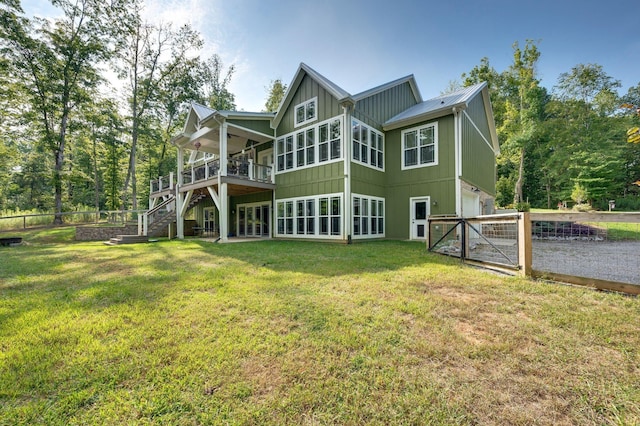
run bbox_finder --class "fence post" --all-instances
[518,212,532,276]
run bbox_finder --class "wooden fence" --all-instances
[429,212,640,295]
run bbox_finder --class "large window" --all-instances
[276,194,342,238]
[277,117,342,173]
[352,194,385,238]
[294,97,317,127]
[401,122,438,170]
[352,119,384,170]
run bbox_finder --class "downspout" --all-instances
[342,101,354,243]
[453,107,462,217]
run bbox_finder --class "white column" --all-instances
[220,121,228,176]
[342,105,353,242]
[220,182,229,241]
[176,147,185,239]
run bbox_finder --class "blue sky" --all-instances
[23,0,640,112]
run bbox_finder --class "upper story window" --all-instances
[294,97,317,127]
[352,119,384,170]
[276,116,342,173]
[401,122,438,170]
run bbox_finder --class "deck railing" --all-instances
[150,172,174,193]
[178,157,274,187]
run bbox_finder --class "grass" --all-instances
[1,228,639,425]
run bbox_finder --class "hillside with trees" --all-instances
[1,1,638,219]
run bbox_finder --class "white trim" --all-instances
[409,196,431,241]
[400,122,439,170]
[462,109,494,152]
[454,108,462,216]
[275,116,343,175]
[351,118,385,172]
[351,193,385,240]
[294,96,318,128]
[275,193,344,239]
[235,201,272,238]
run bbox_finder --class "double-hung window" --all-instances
[401,122,438,170]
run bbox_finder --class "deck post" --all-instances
[220,182,229,242]
[517,212,532,276]
[176,147,185,239]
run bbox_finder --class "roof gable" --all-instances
[353,74,422,103]
[383,82,499,152]
[272,63,353,129]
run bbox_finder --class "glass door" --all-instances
[410,197,430,240]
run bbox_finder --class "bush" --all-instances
[614,196,640,211]
[514,202,530,212]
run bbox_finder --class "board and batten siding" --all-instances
[351,163,386,198]
[353,82,419,129]
[227,118,273,137]
[382,115,457,239]
[275,162,344,199]
[460,94,496,195]
[276,75,342,136]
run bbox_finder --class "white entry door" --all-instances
[410,197,430,240]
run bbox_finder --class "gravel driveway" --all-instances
[532,240,640,285]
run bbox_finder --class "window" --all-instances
[294,97,317,127]
[401,122,438,170]
[276,194,343,239]
[352,119,384,170]
[276,117,342,174]
[352,194,385,239]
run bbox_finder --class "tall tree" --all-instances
[552,64,624,207]
[264,79,287,112]
[0,0,128,223]
[202,54,236,111]
[116,6,202,209]
[501,40,544,205]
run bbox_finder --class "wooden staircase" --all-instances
[105,193,207,245]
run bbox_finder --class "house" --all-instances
[145,63,499,242]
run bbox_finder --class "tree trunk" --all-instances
[513,147,525,205]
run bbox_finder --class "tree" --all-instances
[0,0,128,223]
[116,6,202,210]
[264,79,287,112]
[202,54,236,111]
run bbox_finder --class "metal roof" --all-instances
[383,82,487,129]
[352,74,422,103]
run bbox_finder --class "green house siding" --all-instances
[276,75,342,135]
[385,115,456,185]
[460,96,496,195]
[275,162,344,199]
[227,119,273,136]
[385,179,456,239]
[351,163,386,198]
[230,192,273,213]
[353,82,419,128]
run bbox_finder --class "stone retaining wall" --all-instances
[75,224,140,241]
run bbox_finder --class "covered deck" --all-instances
[153,103,276,241]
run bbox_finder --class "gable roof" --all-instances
[271,63,354,129]
[383,82,499,152]
[353,74,422,103]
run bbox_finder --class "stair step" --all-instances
[104,235,149,245]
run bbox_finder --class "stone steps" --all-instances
[104,234,149,245]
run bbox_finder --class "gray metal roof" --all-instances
[191,102,216,121]
[353,74,422,103]
[383,82,487,129]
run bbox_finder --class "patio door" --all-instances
[203,207,216,235]
[237,203,271,237]
[410,197,430,240]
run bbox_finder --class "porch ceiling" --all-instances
[175,123,273,156]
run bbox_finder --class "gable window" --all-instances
[401,122,438,170]
[352,119,384,170]
[294,97,317,127]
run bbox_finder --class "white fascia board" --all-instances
[382,104,465,131]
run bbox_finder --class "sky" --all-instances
[22,0,640,112]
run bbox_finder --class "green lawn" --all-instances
[1,228,639,425]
